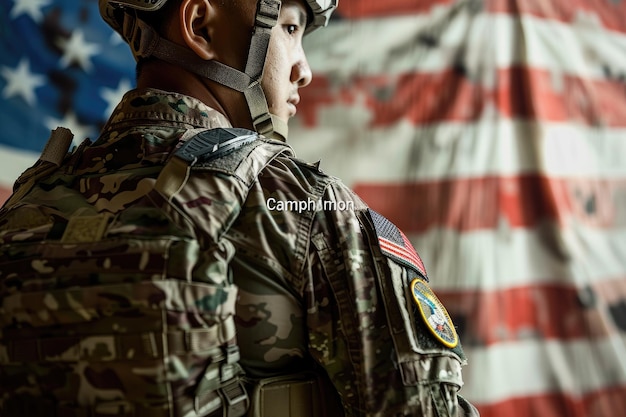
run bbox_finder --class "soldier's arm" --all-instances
[306,182,479,417]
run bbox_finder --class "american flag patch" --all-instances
[369,209,427,280]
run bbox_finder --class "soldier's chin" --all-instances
[287,103,297,117]
[268,104,292,122]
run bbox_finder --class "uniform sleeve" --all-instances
[305,182,479,417]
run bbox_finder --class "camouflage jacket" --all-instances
[0,89,478,417]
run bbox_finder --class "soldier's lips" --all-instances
[288,95,300,116]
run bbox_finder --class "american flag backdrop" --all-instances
[290,0,626,416]
[2,1,626,416]
[0,0,135,203]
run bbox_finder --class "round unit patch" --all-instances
[410,278,459,348]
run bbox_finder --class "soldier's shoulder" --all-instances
[260,148,342,192]
[274,151,331,177]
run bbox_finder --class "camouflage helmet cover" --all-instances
[101,0,337,34]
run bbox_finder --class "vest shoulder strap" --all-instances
[155,127,292,202]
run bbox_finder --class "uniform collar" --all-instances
[104,88,232,131]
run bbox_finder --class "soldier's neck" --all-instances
[136,59,254,131]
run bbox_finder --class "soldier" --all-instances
[0,0,479,416]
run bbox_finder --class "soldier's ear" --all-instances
[179,0,217,60]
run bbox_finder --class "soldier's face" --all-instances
[261,0,313,123]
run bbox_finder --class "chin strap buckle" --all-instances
[255,0,281,30]
[252,112,274,138]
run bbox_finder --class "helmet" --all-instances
[99,0,337,140]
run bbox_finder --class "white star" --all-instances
[57,29,101,72]
[45,112,94,148]
[1,58,46,106]
[9,0,51,22]
[100,78,132,117]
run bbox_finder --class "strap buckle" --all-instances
[255,0,281,29]
[252,111,274,137]
[219,380,249,417]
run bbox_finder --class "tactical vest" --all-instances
[0,127,333,417]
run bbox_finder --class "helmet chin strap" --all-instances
[242,0,289,141]
[121,0,288,141]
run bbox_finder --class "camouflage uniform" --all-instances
[0,89,479,417]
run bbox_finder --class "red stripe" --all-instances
[401,231,426,273]
[353,176,626,234]
[300,68,626,128]
[337,0,454,19]
[475,385,626,417]
[0,185,11,206]
[379,238,417,263]
[379,237,424,273]
[435,277,626,347]
[336,0,626,33]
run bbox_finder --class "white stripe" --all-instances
[461,335,626,404]
[304,8,626,81]
[0,144,38,188]
[410,225,626,292]
[290,119,626,184]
